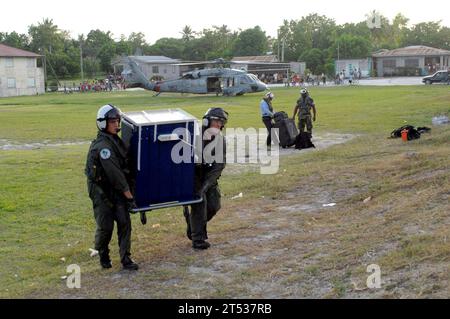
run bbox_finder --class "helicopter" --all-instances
[121,57,268,96]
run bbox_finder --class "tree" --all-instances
[391,13,409,48]
[28,18,78,79]
[233,26,268,56]
[333,34,371,59]
[300,48,325,74]
[180,25,195,42]
[147,38,184,58]
[200,25,237,59]
[0,32,29,50]
[128,32,147,55]
[83,56,101,77]
[115,34,132,56]
[275,14,336,62]
[28,18,64,54]
[404,21,448,48]
[84,29,116,73]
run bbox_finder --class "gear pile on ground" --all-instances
[390,125,431,140]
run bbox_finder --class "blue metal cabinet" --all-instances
[121,109,201,212]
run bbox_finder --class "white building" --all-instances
[113,56,181,81]
[372,46,450,77]
[231,55,294,83]
[335,58,372,78]
[0,44,45,98]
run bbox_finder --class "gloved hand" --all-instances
[126,197,138,213]
[140,212,147,225]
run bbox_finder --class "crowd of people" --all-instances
[79,75,126,93]
[62,74,126,94]
[335,68,362,85]
[286,73,327,87]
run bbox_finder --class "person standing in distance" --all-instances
[260,92,275,148]
[292,88,317,136]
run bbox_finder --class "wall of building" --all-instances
[135,63,180,81]
[375,56,450,76]
[0,57,45,97]
[335,58,372,78]
[290,62,306,75]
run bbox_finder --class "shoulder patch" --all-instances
[100,148,111,160]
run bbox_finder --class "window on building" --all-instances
[382,59,396,68]
[7,78,16,88]
[27,78,36,88]
[405,59,419,67]
[163,68,167,74]
[152,66,159,74]
[27,58,36,68]
[6,58,14,67]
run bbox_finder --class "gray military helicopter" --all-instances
[122,57,268,96]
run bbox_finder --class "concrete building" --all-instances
[113,56,181,81]
[335,58,372,78]
[0,44,45,98]
[372,46,450,77]
[231,55,294,83]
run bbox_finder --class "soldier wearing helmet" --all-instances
[293,88,317,136]
[85,104,139,270]
[260,92,275,147]
[183,107,228,250]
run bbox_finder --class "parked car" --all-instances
[422,70,449,84]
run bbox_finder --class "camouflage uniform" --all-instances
[296,96,315,134]
[85,131,133,264]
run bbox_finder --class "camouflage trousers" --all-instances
[298,114,313,134]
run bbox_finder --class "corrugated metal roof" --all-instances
[129,55,180,64]
[0,44,42,57]
[232,55,279,63]
[372,46,450,58]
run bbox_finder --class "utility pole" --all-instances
[277,30,281,62]
[80,42,84,83]
[281,37,286,62]
[337,41,340,62]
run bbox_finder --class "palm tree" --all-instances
[181,25,195,41]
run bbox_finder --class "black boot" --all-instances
[122,256,139,271]
[99,251,112,269]
[192,240,210,250]
[183,206,192,240]
[203,225,208,240]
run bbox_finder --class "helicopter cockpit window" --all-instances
[240,76,250,84]
[247,74,258,82]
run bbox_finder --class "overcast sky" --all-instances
[2,0,449,43]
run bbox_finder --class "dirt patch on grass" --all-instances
[0,139,89,151]
[224,133,355,175]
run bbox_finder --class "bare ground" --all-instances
[26,133,449,299]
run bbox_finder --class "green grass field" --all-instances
[0,86,449,298]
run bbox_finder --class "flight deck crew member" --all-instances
[293,88,317,136]
[183,107,228,250]
[260,92,275,147]
[85,104,139,270]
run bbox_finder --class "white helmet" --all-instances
[300,88,308,95]
[265,92,274,99]
[96,104,122,131]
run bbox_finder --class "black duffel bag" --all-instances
[273,111,288,123]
